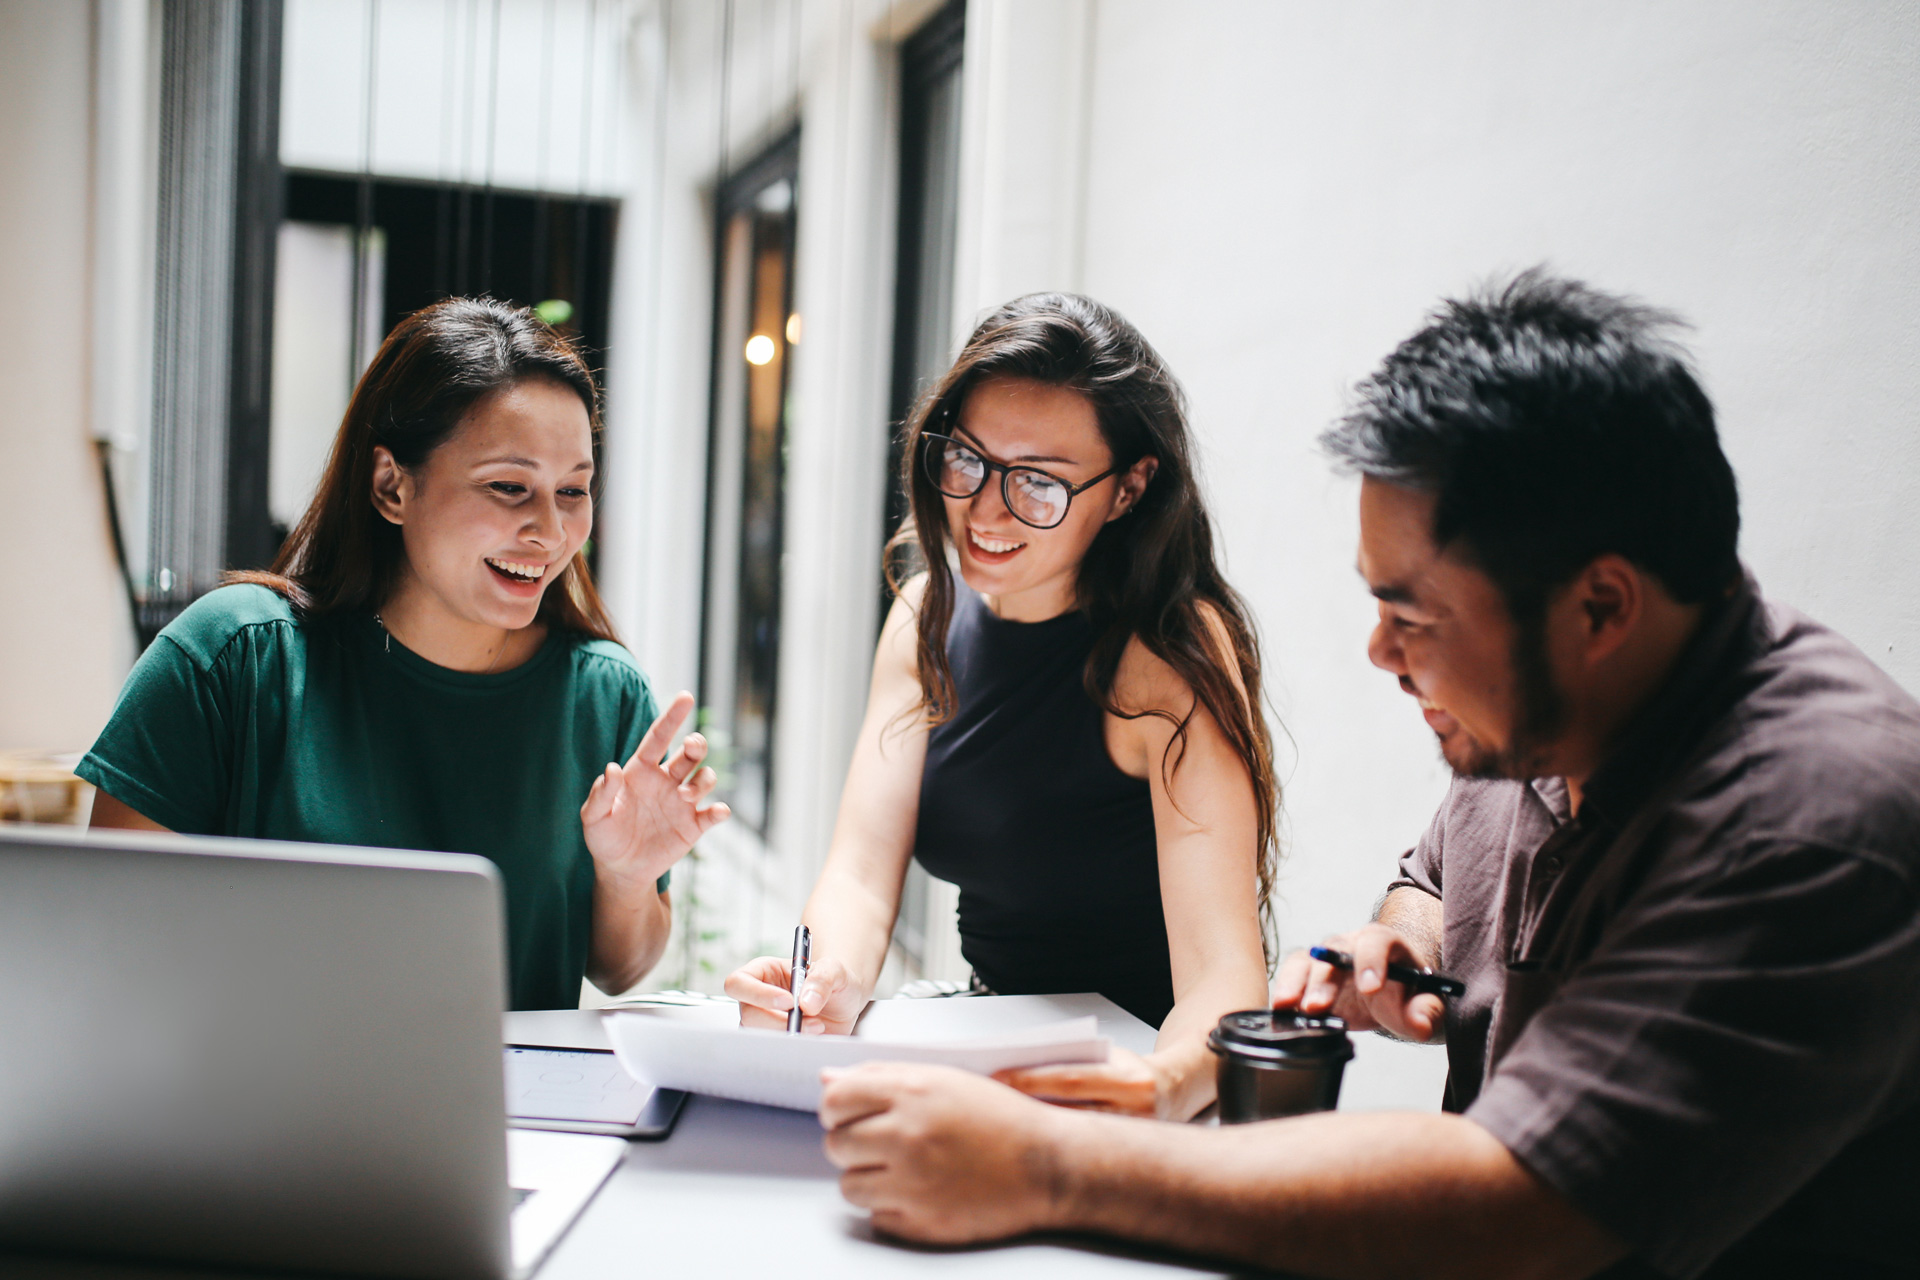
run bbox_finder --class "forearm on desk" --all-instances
[1047,1108,1624,1280]
[1151,965,1269,1119]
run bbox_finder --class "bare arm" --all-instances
[586,885,673,996]
[89,790,171,831]
[1127,639,1269,1118]
[582,691,730,996]
[821,1064,1626,1280]
[725,581,931,1030]
[998,633,1267,1119]
[1056,1097,1621,1279]
[1378,883,1442,968]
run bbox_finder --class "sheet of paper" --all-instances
[504,1046,651,1124]
[603,1010,1109,1112]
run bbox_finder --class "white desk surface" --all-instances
[521,993,1231,1279]
[5,995,1283,1279]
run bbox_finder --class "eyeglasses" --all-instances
[921,433,1120,530]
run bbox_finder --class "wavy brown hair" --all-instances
[886,292,1281,949]
[231,297,618,641]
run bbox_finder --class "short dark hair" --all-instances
[1321,268,1741,617]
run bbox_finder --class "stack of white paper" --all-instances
[603,1010,1110,1112]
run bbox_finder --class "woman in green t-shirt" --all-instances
[81,298,727,1009]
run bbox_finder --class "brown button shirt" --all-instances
[1391,576,1920,1279]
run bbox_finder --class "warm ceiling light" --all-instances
[785,312,802,344]
[744,334,776,366]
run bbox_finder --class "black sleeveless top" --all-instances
[913,586,1174,1027]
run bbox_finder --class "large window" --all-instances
[700,131,801,838]
[126,0,284,644]
[113,0,629,644]
[883,0,967,564]
[269,173,617,552]
[886,0,966,973]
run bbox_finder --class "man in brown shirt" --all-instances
[814,270,1920,1278]
[1376,564,1920,1277]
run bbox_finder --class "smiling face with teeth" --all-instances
[1357,477,1568,780]
[943,376,1153,621]
[370,376,594,670]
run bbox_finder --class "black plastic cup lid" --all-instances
[1208,1009,1355,1063]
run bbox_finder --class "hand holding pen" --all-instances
[787,925,811,1034]
[1269,923,1458,1044]
[722,937,868,1035]
[1308,946,1464,999]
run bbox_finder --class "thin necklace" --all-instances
[373,612,509,674]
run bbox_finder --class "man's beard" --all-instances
[1443,607,1566,781]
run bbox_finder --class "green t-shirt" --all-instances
[77,584,664,1011]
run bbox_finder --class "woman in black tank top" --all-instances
[914,585,1173,1024]
[727,294,1279,1121]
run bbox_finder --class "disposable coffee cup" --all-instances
[1207,1010,1354,1123]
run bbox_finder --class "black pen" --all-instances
[1309,945,1465,1000]
[787,925,811,1034]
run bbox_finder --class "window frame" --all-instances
[697,126,803,839]
[883,0,967,971]
[882,0,968,572]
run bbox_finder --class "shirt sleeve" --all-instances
[75,634,233,834]
[1465,839,1920,1279]
[1386,783,1449,899]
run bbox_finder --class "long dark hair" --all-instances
[887,293,1281,945]
[231,297,619,641]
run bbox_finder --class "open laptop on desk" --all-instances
[0,825,623,1280]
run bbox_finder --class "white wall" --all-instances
[1023,0,1917,1101]
[949,0,1095,311]
[0,0,137,753]
[658,0,1916,1094]
[608,3,1920,1078]
[1071,0,1920,950]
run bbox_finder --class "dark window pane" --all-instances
[700,135,799,836]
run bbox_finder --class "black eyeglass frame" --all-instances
[920,432,1122,530]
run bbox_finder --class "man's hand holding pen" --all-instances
[1270,922,1450,1043]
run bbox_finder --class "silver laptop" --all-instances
[0,825,624,1279]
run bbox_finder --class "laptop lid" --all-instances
[0,825,513,1280]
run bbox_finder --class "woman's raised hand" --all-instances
[580,691,730,888]
[724,954,867,1035]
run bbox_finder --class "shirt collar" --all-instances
[1570,568,1766,831]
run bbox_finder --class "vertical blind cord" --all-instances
[457,0,478,294]
[575,0,599,315]
[531,0,556,300]
[480,0,502,294]
[350,0,379,391]
[434,0,456,297]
